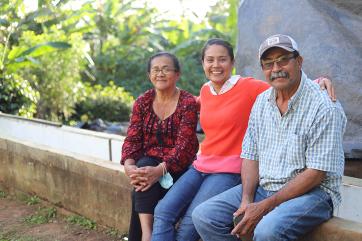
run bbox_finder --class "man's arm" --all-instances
[264,168,325,209]
[241,159,259,205]
[233,168,325,237]
[231,159,259,235]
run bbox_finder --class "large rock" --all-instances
[236,0,362,158]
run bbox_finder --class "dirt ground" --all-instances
[0,195,127,241]
[1,160,361,241]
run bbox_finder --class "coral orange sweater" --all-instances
[193,76,270,173]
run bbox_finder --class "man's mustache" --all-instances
[270,71,289,81]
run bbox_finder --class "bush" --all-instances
[15,29,86,122]
[72,82,134,123]
[0,75,38,118]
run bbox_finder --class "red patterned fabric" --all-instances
[121,89,199,173]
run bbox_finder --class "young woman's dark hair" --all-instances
[201,38,234,61]
[147,52,181,73]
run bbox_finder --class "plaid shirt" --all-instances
[241,72,347,208]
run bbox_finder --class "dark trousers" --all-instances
[128,191,142,241]
[127,156,186,241]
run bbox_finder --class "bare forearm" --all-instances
[241,159,259,203]
[263,168,326,210]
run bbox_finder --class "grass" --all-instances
[0,190,6,198]
[25,196,40,206]
[0,231,42,241]
[16,194,40,205]
[66,215,96,230]
[105,228,129,240]
[24,207,57,225]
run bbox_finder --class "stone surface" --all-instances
[299,217,362,241]
[0,137,132,233]
[236,0,362,158]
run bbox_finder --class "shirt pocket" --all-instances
[285,133,306,168]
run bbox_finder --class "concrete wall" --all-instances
[0,113,124,163]
[0,137,132,232]
[1,137,362,240]
[337,176,362,222]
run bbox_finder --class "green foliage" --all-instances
[25,195,40,205]
[0,231,42,241]
[72,82,134,122]
[105,227,127,238]
[0,0,239,122]
[66,215,96,230]
[206,0,239,46]
[24,207,57,225]
[14,29,85,121]
[0,74,38,118]
[0,190,6,198]
[106,230,128,241]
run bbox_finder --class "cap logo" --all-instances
[267,37,280,46]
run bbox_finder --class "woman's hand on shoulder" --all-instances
[315,77,336,101]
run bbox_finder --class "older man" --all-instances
[192,34,347,241]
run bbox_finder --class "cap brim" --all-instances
[260,45,295,59]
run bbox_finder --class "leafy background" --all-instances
[0,0,237,124]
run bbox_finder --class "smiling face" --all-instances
[202,44,234,91]
[261,47,303,93]
[148,55,180,92]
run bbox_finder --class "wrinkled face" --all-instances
[202,44,234,87]
[261,48,303,92]
[148,56,180,91]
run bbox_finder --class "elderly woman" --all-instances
[121,52,199,241]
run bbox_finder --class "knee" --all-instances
[154,200,175,222]
[191,203,207,230]
[254,221,281,241]
[154,200,164,216]
[136,156,159,168]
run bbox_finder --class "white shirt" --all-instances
[207,75,241,95]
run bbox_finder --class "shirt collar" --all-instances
[268,71,307,112]
[207,75,240,95]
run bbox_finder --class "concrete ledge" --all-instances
[300,217,362,241]
[1,137,362,240]
[0,137,132,233]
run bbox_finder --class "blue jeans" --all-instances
[192,185,333,241]
[151,166,241,241]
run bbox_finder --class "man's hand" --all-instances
[232,200,271,238]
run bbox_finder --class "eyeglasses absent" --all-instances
[151,67,176,75]
[261,54,296,70]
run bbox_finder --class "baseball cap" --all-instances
[259,34,299,60]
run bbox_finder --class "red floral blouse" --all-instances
[121,89,199,174]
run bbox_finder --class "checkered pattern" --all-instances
[241,72,347,208]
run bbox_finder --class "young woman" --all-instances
[151,39,335,241]
[121,52,199,241]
